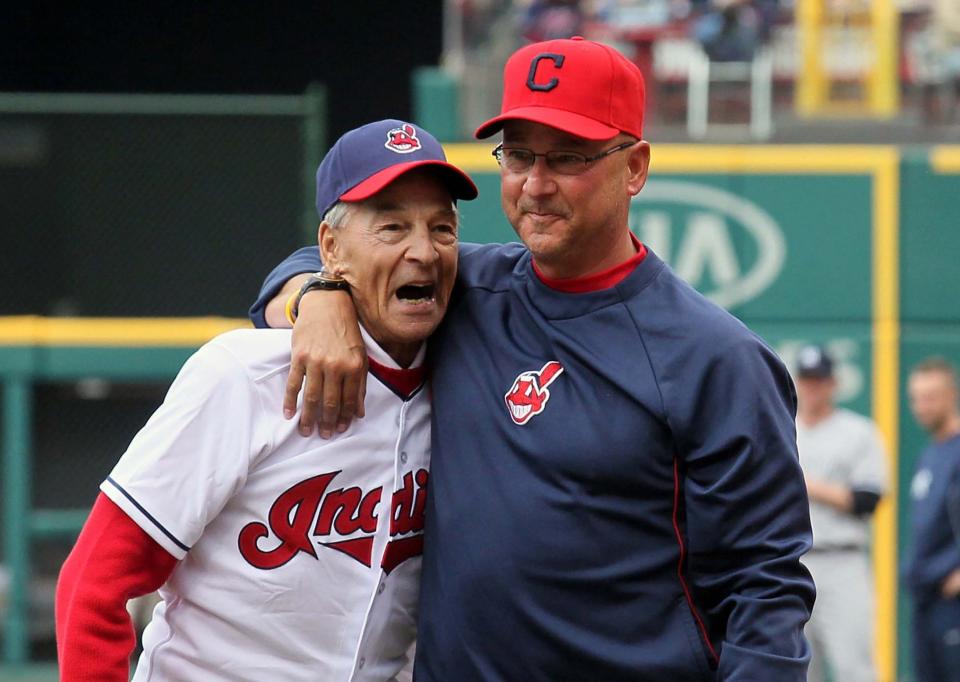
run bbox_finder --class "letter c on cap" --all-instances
[526,53,565,92]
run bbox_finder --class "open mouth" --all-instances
[396,283,436,304]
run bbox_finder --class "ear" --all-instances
[626,141,651,197]
[318,221,341,274]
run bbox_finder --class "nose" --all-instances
[404,225,440,264]
[521,155,557,197]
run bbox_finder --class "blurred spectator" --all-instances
[691,0,777,62]
[591,0,680,29]
[459,0,514,51]
[903,357,960,682]
[794,345,885,682]
[521,0,585,41]
[928,0,960,122]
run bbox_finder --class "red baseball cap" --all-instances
[475,36,645,141]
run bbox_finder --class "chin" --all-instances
[519,219,566,241]
[521,232,561,257]
[529,243,577,272]
[391,316,444,343]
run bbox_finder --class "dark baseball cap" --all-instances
[796,345,834,379]
[474,36,645,141]
[315,119,478,220]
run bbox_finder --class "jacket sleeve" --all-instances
[56,493,178,681]
[674,335,815,681]
[248,246,323,328]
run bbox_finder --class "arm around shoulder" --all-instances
[248,246,367,437]
[249,246,323,328]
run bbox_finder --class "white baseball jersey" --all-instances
[101,327,430,681]
[797,407,887,549]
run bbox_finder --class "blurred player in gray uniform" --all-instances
[795,345,887,682]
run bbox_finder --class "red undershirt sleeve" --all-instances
[56,492,178,681]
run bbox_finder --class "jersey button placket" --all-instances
[396,404,408,474]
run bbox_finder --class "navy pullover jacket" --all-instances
[252,243,815,681]
[903,434,960,606]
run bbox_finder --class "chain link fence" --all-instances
[0,90,324,317]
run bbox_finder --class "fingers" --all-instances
[288,354,367,438]
[285,287,368,438]
[285,362,307,422]
[298,367,324,437]
[318,368,344,440]
[338,356,368,433]
[356,371,367,419]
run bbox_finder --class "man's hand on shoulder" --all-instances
[285,289,367,438]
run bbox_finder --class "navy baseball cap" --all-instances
[315,119,478,220]
[796,345,834,378]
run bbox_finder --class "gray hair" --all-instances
[322,201,354,229]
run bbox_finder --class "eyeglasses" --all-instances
[492,141,635,175]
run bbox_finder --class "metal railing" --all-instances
[1,317,248,669]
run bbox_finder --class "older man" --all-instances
[254,38,814,680]
[55,119,476,681]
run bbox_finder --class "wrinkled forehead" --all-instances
[354,197,458,227]
[363,195,456,215]
[350,171,459,222]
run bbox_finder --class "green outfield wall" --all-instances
[1,145,958,680]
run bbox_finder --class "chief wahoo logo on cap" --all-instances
[384,124,422,154]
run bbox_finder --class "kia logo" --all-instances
[631,181,786,310]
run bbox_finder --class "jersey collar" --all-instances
[361,326,426,400]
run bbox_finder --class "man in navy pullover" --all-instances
[252,37,814,681]
[904,357,960,682]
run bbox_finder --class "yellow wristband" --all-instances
[284,289,299,326]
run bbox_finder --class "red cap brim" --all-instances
[474,106,621,141]
[340,160,478,202]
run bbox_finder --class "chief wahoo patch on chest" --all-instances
[504,361,565,425]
